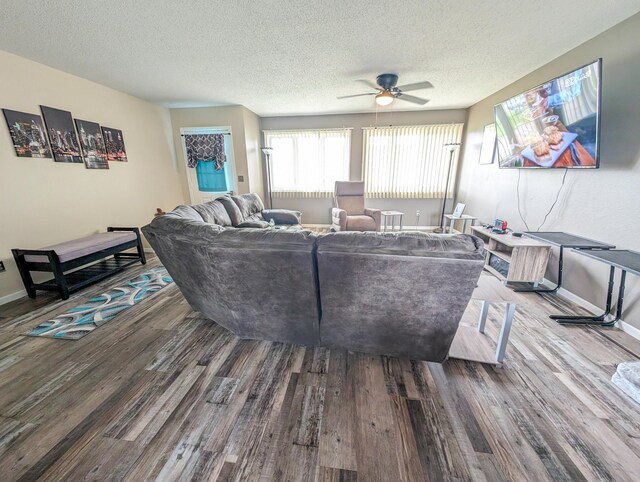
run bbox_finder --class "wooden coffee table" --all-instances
[448,275,517,367]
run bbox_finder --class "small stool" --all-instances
[444,214,477,234]
[381,211,404,232]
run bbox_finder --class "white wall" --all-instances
[457,13,640,330]
[243,107,264,201]
[261,109,468,224]
[0,50,185,301]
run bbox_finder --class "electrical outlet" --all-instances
[237,175,244,182]
[0,261,5,272]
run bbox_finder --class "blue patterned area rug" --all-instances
[24,266,173,340]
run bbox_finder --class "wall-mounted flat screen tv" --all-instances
[495,59,601,169]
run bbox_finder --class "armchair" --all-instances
[331,181,381,232]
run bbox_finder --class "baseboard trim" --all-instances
[0,289,27,306]
[555,284,640,342]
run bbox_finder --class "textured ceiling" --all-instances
[1,1,639,116]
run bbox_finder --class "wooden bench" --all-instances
[12,227,146,300]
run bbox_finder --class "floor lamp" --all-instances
[261,147,274,208]
[434,142,461,233]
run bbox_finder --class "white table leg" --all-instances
[399,214,403,231]
[495,303,516,364]
[449,218,455,233]
[478,300,490,333]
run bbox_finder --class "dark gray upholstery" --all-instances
[143,213,320,346]
[170,204,204,222]
[237,220,269,229]
[231,193,265,219]
[315,232,485,362]
[262,209,302,225]
[191,199,232,226]
[218,196,244,226]
[143,197,485,362]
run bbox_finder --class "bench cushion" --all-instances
[24,232,138,263]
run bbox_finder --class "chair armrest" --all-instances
[262,209,302,225]
[364,208,382,232]
[331,208,347,231]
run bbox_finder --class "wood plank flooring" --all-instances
[0,257,639,481]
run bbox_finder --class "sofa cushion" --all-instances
[346,215,377,231]
[263,209,302,225]
[191,199,232,226]
[337,196,364,215]
[237,220,269,229]
[146,214,225,238]
[218,195,244,226]
[315,231,485,362]
[142,219,320,347]
[232,193,265,219]
[317,231,485,259]
[24,232,137,263]
[169,204,204,222]
[245,213,264,223]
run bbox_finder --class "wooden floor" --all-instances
[1,258,640,481]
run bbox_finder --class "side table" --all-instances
[449,275,517,366]
[444,214,477,234]
[381,211,404,232]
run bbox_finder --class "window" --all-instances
[362,124,464,198]
[263,129,351,197]
[196,160,228,192]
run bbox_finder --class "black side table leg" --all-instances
[599,270,626,327]
[551,265,616,324]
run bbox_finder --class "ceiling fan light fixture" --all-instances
[375,91,394,106]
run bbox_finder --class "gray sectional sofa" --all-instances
[142,193,486,362]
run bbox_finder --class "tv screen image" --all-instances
[494,59,601,169]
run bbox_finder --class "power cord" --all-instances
[516,168,569,232]
[516,169,531,231]
[536,169,568,231]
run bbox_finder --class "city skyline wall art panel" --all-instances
[2,109,52,158]
[40,105,83,163]
[101,126,127,162]
[74,118,109,169]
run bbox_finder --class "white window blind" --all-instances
[362,124,464,198]
[263,129,351,198]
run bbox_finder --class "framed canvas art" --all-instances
[75,119,109,169]
[2,109,52,158]
[101,126,128,162]
[479,123,497,165]
[452,203,466,218]
[40,106,83,163]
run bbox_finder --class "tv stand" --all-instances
[470,226,552,285]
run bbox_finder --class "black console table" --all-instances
[517,232,615,294]
[551,249,640,326]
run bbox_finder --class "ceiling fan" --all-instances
[337,74,433,106]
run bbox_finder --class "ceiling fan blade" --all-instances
[356,79,382,90]
[396,93,430,105]
[336,92,377,99]
[395,81,434,92]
